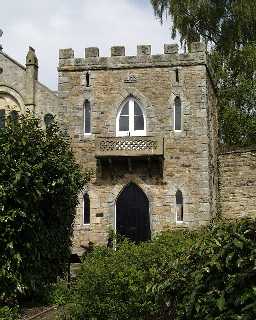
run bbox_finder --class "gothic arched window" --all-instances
[83,193,90,224]
[84,100,91,134]
[116,97,145,136]
[176,189,184,222]
[174,96,182,131]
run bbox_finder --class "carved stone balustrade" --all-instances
[95,136,164,158]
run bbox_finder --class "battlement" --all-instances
[58,42,207,71]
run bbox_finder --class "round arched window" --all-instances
[116,97,146,136]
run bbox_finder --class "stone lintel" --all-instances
[137,45,151,56]
[111,46,125,57]
[85,47,99,58]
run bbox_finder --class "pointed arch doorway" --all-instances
[116,183,151,243]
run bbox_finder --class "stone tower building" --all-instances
[3,42,255,256]
[58,42,218,253]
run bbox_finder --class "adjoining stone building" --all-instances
[0,47,58,123]
[0,43,255,255]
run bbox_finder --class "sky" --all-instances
[0,0,174,90]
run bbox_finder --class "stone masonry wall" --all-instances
[206,75,219,217]
[0,50,58,121]
[219,149,256,219]
[58,43,217,253]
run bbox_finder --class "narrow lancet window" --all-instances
[83,193,90,224]
[174,96,182,131]
[176,190,184,222]
[86,72,90,87]
[175,69,179,82]
[84,100,91,134]
[0,109,5,128]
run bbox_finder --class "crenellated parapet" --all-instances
[58,42,207,71]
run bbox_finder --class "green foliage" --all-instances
[178,216,256,320]
[56,231,198,319]
[0,306,18,320]
[154,218,256,319]
[150,0,256,52]
[211,44,256,146]
[0,113,85,303]
[150,0,256,147]
[51,280,71,307]
[56,218,256,319]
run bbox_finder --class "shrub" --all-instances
[176,218,256,319]
[63,231,196,320]
[0,114,86,303]
[0,306,18,320]
[57,218,256,320]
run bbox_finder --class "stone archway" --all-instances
[116,182,151,242]
[0,92,23,114]
[0,85,25,113]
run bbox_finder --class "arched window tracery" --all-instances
[116,97,146,136]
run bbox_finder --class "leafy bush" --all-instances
[175,218,256,319]
[0,114,86,303]
[60,231,196,319]
[57,218,256,320]
[0,306,18,320]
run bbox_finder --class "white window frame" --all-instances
[116,97,146,137]
[83,100,92,136]
[174,96,182,132]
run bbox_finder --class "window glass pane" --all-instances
[120,102,129,115]
[175,97,181,130]
[134,102,143,116]
[176,190,183,204]
[83,193,90,224]
[0,109,5,128]
[176,190,183,221]
[134,115,144,131]
[119,115,129,131]
[176,204,183,221]
[84,101,91,133]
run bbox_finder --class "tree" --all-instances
[0,113,86,303]
[151,0,256,146]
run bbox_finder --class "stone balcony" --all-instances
[95,136,164,158]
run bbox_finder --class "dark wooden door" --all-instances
[116,183,150,242]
